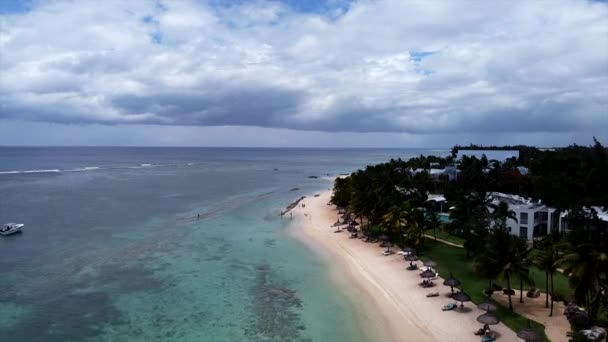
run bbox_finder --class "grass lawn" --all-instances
[528,265,571,298]
[420,239,552,341]
[429,228,466,246]
[428,228,572,297]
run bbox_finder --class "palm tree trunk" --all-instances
[549,271,554,317]
[433,225,437,241]
[520,277,524,303]
[545,271,549,308]
[507,274,513,311]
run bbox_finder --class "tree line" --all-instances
[331,138,608,337]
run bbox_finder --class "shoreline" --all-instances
[289,191,521,342]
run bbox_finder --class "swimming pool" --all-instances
[438,213,452,223]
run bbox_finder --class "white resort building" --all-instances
[488,192,559,241]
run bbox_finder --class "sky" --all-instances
[0,0,607,147]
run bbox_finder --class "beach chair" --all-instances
[426,292,439,297]
[481,332,496,342]
[442,303,457,311]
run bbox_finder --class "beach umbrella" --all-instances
[404,254,418,267]
[517,321,541,342]
[420,269,436,278]
[517,329,540,342]
[380,234,389,242]
[404,254,418,262]
[423,260,437,268]
[477,301,497,312]
[443,273,461,295]
[349,221,360,226]
[476,313,500,326]
[332,221,342,227]
[402,247,414,253]
[452,291,471,310]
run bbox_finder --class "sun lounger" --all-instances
[426,292,439,297]
[481,332,496,342]
[442,303,457,311]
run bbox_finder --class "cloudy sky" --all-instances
[1,0,607,147]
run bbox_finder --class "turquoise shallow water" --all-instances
[0,147,447,341]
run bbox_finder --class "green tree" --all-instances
[559,243,607,316]
[405,209,426,255]
[475,225,530,310]
[489,200,517,225]
[383,203,410,244]
[531,244,561,315]
[426,211,441,241]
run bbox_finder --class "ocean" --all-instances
[0,147,448,342]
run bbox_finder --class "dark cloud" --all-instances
[0,0,606,139]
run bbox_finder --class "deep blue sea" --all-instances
[0,147,448,341]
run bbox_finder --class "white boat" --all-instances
[1,223,24,236]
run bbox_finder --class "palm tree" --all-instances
[475,225,530,311]
[383,203,409,244]
[406,214,426,255]
[532,245,561,315]
[451,191,493,258]
[426,211,441,241]
[558,243,607,313]
[515,252,535,304]
[490,200,518,225]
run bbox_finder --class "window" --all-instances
[520,212,528,225]
[520,226,528,239]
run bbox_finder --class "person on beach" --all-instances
[197,214,200,219]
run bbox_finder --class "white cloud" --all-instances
[0,0,606,141]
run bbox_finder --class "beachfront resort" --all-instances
[293,142,607,342]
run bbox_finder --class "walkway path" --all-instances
[424,234,463,248]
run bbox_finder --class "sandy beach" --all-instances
[290,191,522,342]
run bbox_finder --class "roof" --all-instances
[426,194,447,202]
[489,192,551,211]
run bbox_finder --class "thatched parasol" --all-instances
[477,301,498,312]
[402,247,414,253]
[332,221,342,227]
[380,234,390,242]
[349,221,360,226]
[452,291,471,310]
[420,269,436,278]
[443,273,461,295]
[476,312,500,325]
[517,321,541,342]
[404,254,418,262]
[423,260,437,268]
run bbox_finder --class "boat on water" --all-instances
[1,223,24,236]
